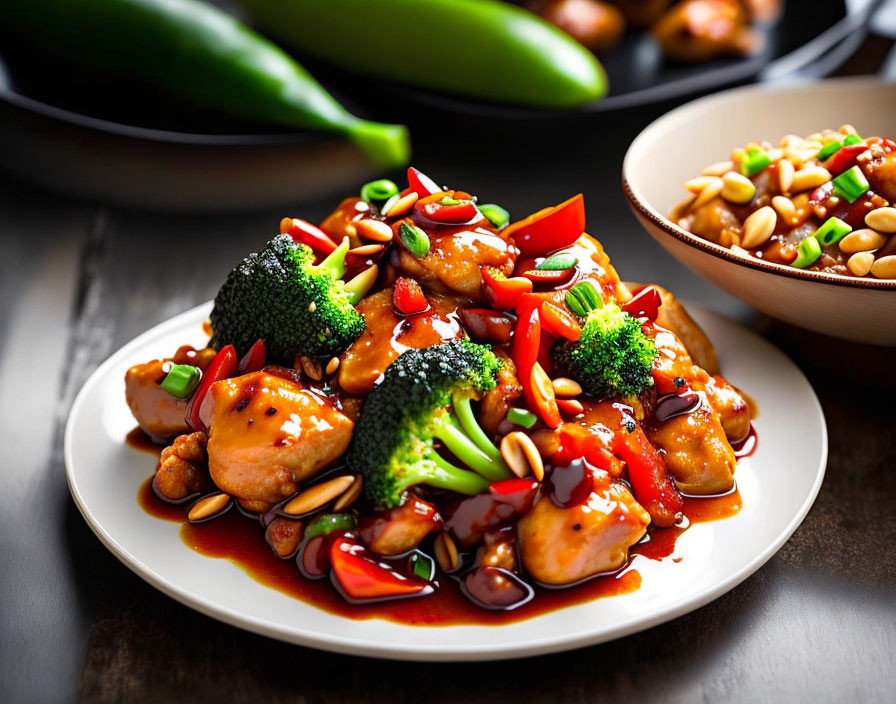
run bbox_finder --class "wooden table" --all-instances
[2,44,895,704]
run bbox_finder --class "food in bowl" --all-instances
[125,168,754,620]
[672,125,896,279]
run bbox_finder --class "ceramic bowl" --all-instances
[623,76,896,346]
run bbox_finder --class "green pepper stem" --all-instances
[317,237,350,279]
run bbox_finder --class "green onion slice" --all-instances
[398,221,431,258]
[791,236,822,269]
[360,179,399,204]
[814,216,852,246]
[478,203,510,230]
[741,148,772,177]
[842,134,864,146]
[565,280,603,317]
[536,252,578,271]
[832,166,870,203]
[817,140,842,161]
[160,364,201,399]
[408,552,435,581]
[439,197,464,206]
[304,513,358,539]
[507,407,538,429]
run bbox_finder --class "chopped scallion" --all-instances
[565,280,602,317]
[832,166,870,203]
[816,140,842,161]
[813,217,852,246]
[360,179,399,204]
[791,236,822,269]
[842,134,863,146]
[398,221,431,258]
[740,148,771,177]
[536,252,577,271]
[478,203,510,230]
[304,513,358,539]
[408,552,435,581]
[507,407,537,429]
[160,364,201,399]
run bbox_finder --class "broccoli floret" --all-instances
[209,234,365,363]
[348,340,512,509]
[552,302,657,399]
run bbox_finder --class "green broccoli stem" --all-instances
[422,451,491,495]
[432,412,511,482]
[452,395,509,470]
[316,237,350,279]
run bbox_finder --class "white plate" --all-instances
[65,301,826,661]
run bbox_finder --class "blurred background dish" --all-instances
[0,0,881,211]
[623,76,896,345]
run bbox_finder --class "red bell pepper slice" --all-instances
[502,194,586,258]
[237,339,266,374]
[825,143,867,176]
[489,477,539,499]
[622,286,662,323]
[186,344,237,431]
[407,167,441,198]
[392,277,429,315]
[539,301,582,341]
[511,306,541,383]
[481,267,532,309]
[612,428,683,527]
[420,200,478,224]
[330,539,430,602]
[281,218,338,256]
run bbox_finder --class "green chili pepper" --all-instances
[842,134,864,146]
[741,148,771,177]
[408,552,435,581]
[1,0,409,168]
[304,513,358,539]
[236,0,608,108]
[817,140,842,161]
[832,166,870,203]
[814,217,852,246]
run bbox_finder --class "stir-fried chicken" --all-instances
[155,431,209,501]
[205,371,353,507]
[358,497,441,556]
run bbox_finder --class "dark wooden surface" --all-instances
[2,28,896,704]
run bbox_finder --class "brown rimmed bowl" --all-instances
[622,76,896,346]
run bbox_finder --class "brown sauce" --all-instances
[136,463,742,626]
[126,427,164,455]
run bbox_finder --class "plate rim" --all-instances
[64,301,828,661]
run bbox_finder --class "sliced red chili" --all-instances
[825,143,867,176]
[612,428,683,528]
[539,301,582,341]
[481,267,532,309]
[186,344,237,431]
[407,167,441,198]
[502,194,586,258]
[459,308,515,343]
[281,218,338,256]
[622,286,662,322]
[330,538,431,602]
[420,200,478,224]
[392,277,429,315]
[237,339,266,374]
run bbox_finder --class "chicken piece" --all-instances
[125,346,215,441]
[626,282,720,374]
[392,215,517,301]
[518,472,650,585]
[478,354,523,436]
[318,196,373,248]
[647,400,736,495]
[704,375,751,443]
[538,0,625,52]
[857,138,896,202]
[155,431,209,501]
[264,517,304,559]
[610,0,671,26]
[338,288,464,395]
[358,497,441,556]
[205,371,353,506]
[653,0,757,62]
